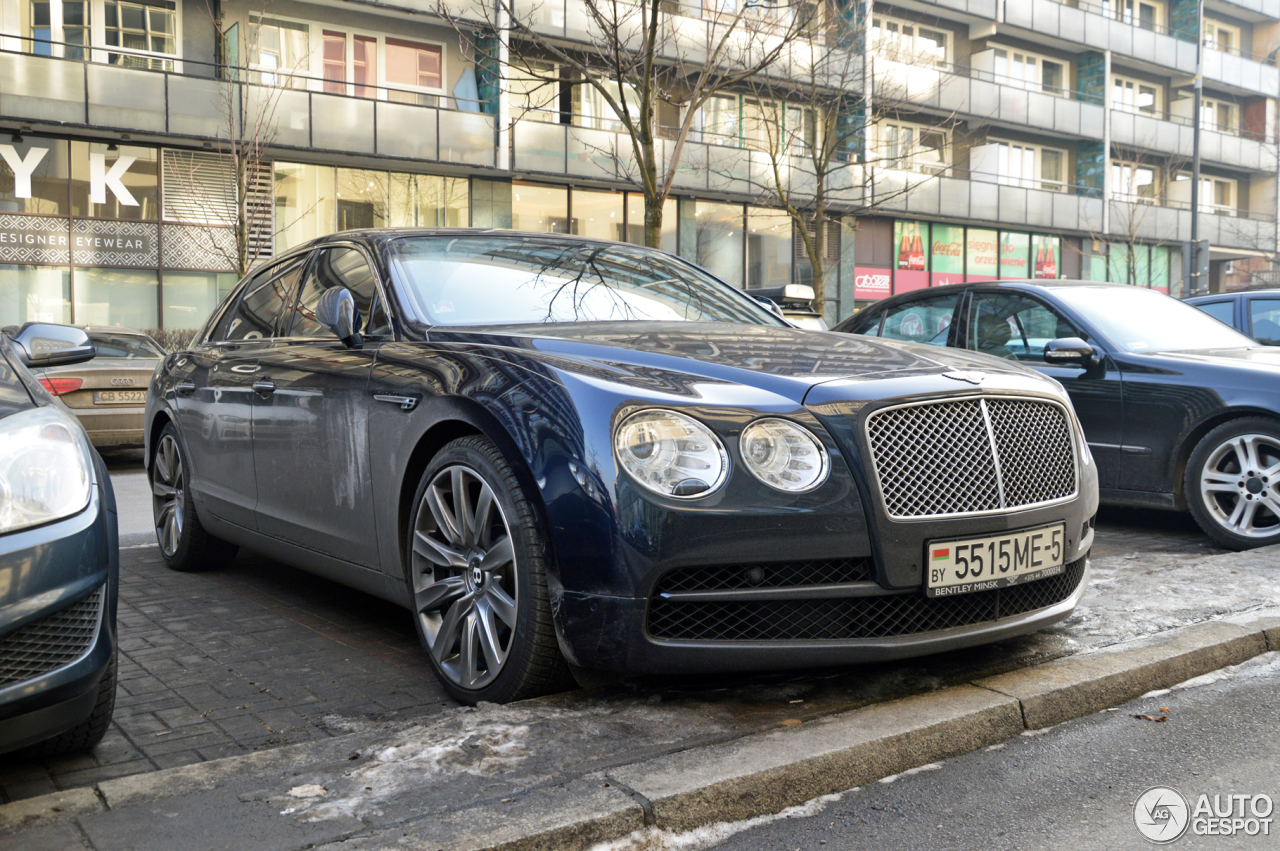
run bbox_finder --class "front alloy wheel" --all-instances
[413,465,518,691]
[1187,419,1280,550]
[407,436,569,704]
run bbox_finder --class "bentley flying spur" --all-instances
[145,231,1099,703]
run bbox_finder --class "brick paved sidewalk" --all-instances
[0,502,1224,805]
[0,545,452,804]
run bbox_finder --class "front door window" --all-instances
[966,292,1081,363]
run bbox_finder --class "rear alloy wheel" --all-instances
[408,437,568,704]
[1186,418,1280,550]
[151,423,237,571]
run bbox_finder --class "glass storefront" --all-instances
[695,201,744,287]
[162,271,238,331]
[0,265,71,325]
[512,182,569,233]
[74,267,160,328]
[746,207,791,289]
[572,188,625,242]
[624,195,677,253]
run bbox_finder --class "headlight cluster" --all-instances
[613,409,829,499]
[0,406,94,534]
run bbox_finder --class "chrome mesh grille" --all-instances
[646,557,1086,641]
[0,587,104,688]
[866,397,1076,519]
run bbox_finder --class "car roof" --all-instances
[1186,289,1280,302]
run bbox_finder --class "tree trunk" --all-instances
[640,133,664,249]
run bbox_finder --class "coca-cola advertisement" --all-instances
[1033,235,1060,279]
[894,221,929,293]
[930,224,964,287]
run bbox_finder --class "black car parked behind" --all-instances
[836,281,1280,551]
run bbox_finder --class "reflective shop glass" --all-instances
[0,264,71,325]
[624,195,676,253]
[695,201,744,287]
[746,207,792,289]
[287,247,390,338]
[162,271,237,332]
[572,189,624,241]
[275,163,337,252]
[70,143,159,220]
[512,183,569,233]
[73,267,159,328]
[0,136,70,215]
[336,169,388,231]
[387,174,469,227]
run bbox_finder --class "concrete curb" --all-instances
[3,611,1279,850]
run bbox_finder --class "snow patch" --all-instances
[1141,688,1171,699]
[586,791,849,851]
[287,785,326,798]
[1172,651,1280,691]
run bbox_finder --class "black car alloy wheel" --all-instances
[408,436,567,703]
[150,423,238,571]
[1187,417,1280,550]
[152,433,185,558]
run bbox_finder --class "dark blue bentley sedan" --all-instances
[0,324,119,755]
[146,231,1098,704]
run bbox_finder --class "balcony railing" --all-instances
[0,37,497,167]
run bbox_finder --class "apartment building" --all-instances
[0,0,1277,333]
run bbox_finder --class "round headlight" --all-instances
[738,418,830,493]
[613,409,728,499]
[0,406,94,534]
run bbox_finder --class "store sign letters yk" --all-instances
[0,144,139,206]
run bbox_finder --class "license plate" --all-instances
[93,390,147,405]
[925,523,1066,598]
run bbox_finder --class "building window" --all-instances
[0,265,71,326]
[624,195,677,253]
[352,35,377,99]
[1202,97,1237,134]
[1203,19,1241,55]
[1107,0,1162,30]
[878,121,948,174]
[30,0,90,60]
[74,266,160,329]
[512,182,569,233]
[385,39,443,104]
[747,207,792,289]
[695,201,744,287]
[573,78,640,133]
[989,141,1066,191]
[250,16,310,88]
[104,0,176,70]
[323,31,346,94]
[509,61,560,121]
[993,47,1067,94]
[571,188,625,242]
[1112,160,1160,202]
[1113,75,1160,114]
[870,16,948,67]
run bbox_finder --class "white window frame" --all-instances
[24,0,182,68]
[1111,159,1161,203]
[248,12,449,102]
[991,45,1069,96]
[1112,73,1162,115]
[1107,0,1163,31]
[1203,19,1241,55]
[877,119,949,174]
[1201,96,1238,135]
[987,139,1067,191]
[870,14,949,68]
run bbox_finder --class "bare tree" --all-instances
[441,0,814,247]
[736,12,958,307]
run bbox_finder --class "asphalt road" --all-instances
[705,654,1280,851]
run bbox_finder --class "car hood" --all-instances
[426,322,1042,404]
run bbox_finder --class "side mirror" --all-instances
[314,287,363,349]
[753,296,785,319]
[7,323,97,368]
[1044,337,1096,368]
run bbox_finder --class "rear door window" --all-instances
[220,258,307,342]
[879,294,959,346]
[1248,298,1280,345]
[1194,300,1235,327]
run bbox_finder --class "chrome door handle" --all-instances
[252,379,275,395]
[175,380,196,397]
[374,394,419,411]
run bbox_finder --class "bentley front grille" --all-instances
[865,397,1077,519]
[0,586,104,688]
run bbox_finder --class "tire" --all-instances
[29,648,118,757]
[1184,417,1280,551]
[151,423,238,571]
[406,436,570,704]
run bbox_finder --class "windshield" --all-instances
[89,333,165,358]
[390,236,786,327]
[1052,286,1256,353]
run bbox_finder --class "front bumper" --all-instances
[0,455,119,754]
[558,554,1090,674]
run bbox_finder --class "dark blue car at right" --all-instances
[1186,289,1280,347]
